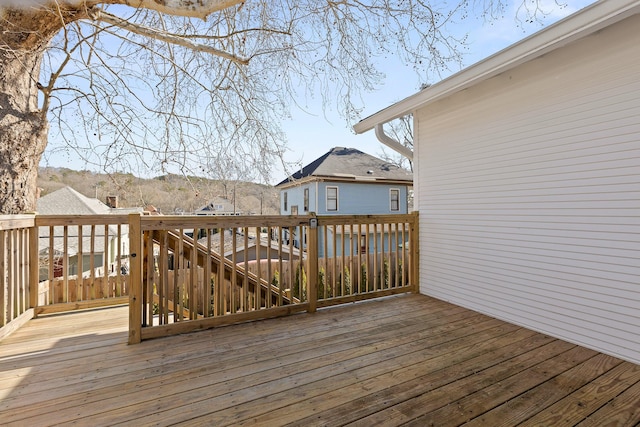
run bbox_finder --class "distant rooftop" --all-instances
[194,196,240,215]
[276,147,412,187]
[37,186,113,215]
[35,187,143,258]
[37,186,142,215]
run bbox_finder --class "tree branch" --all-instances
[122,0,245,19]
[87,7,249,65]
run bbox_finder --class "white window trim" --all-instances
[390,188,400,212]
[326,186,339,212]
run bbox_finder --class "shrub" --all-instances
[293,263,307,301]
[360,263,368,293]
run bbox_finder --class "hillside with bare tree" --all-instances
[37,167,279,215]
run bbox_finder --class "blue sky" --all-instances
[39,0,596,183]
[279,0,596,181]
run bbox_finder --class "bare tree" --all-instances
[0,0,565,213]
[379,114,414,172]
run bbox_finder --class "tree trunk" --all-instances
[0,48,48,214]
[0,4,88,214]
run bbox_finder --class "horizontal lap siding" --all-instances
[416,15,640,363]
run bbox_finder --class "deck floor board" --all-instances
[1,294,639,426]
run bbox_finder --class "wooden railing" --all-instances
[128,213,418,343]
[0,215,37,341]
[1,214,134,340]
[34,215,131,315]
[0,212,418,343]
[315,215,418,307]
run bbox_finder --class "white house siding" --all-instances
[415,15,640,363]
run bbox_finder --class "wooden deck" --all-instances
[1,294,639,426]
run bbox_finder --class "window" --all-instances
[390,189,400,211]
[304,188,309,212]
[283,192,288,211]
[326,186,338,211]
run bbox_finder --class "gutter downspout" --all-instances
[375,123,413,161]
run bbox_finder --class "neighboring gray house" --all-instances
[276,147,413,256]
[36,187,141,279]
[355,0,640,364]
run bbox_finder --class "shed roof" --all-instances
[353,0,640,134]
[276,147,412,188]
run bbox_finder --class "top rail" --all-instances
[138,214,312,230]
[35,214,131,226]
[0,215,36,230]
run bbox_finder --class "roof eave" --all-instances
[277,175,412,189]
[353,0,640,134]
[275,175,317,189]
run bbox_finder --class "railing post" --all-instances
[307,213,318,313]
[410,211,420,294]
[0,228,5,328]
[28,215,39,315]
[128,213,143,344]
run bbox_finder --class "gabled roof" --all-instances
[36,187,141,258]
[276,147,412,188]
[37,186,143,216]
[37,186,113,215]
[354,0,640,134]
